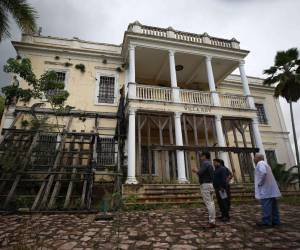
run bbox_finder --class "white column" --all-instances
[215,115,229,167]
[128,45,136,99]
[126,108,138,184]
[205,56,220,106]
[239,60,255,109]
[169,50,180,102]
[174,112,188,183]
[129,45,136,83]
[252,117,266,158]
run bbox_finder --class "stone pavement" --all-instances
[1,204,300,249]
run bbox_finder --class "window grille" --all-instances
[45,71,66,99]
[255,103,268,124]
[33,134,57,167]
[96,137,116,168]
[98,76,115,103]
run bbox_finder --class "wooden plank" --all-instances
[231,120,245,182]
[203,116,209,147]
[222,120,237,182]
[33,117,73,210]
[147,117,152,178]
[63,133,87,209]
[168,117,176,181]
[137,115,142,176]
[3,131,39,208]
[48,133,76,208]
[182,114,189,145]
[193,115,199,145]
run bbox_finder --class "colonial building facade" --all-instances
[0,21,295,190]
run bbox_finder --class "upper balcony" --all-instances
[123,22,256,118]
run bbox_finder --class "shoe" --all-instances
[256,222,272,227]
[208,223,216,228]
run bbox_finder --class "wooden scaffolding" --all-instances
[0,100,126,211]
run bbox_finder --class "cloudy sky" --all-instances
[0,0,299,161]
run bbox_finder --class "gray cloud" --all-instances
[0,0,299,161]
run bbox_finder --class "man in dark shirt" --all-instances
[192,151,216,227]
[220,159,233,211]
[213,159,230,222]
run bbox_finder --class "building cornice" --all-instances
[12,41,123,61]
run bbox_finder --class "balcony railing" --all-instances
[133,84,250,110]
[180,89,212,106]
[128,22,240,49]
[136,84,172,102]
[219,94,250,109]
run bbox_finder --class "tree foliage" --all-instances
[271,163,298,187]
[263,48,300,102]
[0,0,38,41]
[2,57,69,110]
[0,96,4,115]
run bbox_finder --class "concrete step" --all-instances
[122,183,300,206]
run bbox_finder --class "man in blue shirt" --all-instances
[213,159,230,222]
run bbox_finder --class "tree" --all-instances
[0,96,4,122]
[263,47,300,180]
[1,57,70,131]
[271,163,298,187]
[0,0,38,42]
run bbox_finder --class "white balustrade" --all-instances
[136,85,172,102]
[141,26,167,38]
[179,89,212,106]
[134,84,250,110]
[130,23,236,49]
[219,94,249,109]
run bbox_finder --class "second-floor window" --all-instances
[97,75,115,104]
[255,103,268,124]
[44,70,67,100]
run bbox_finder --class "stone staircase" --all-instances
[122,183,300,206]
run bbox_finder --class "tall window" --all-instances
[96,137,116,169]
[255,103,268,124]
[266,150,277,165]
[97,76,115,104]
[44,71,66,99]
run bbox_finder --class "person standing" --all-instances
[220,159,233,211]
[192,152,216,228]
[213,159,230,222]
[254,153,281,227]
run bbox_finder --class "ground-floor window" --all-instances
[96,137,116,169]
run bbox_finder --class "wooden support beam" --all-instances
[33,117,73,210]
[222,120,237,182]
[203,116,209,146]
[3,131,39,208]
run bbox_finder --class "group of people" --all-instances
[192,152,281,228]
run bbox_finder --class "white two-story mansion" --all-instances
[0,21,295,209]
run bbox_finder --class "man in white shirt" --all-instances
[254,153,281,227]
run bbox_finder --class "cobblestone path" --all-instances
[1,204,300,249]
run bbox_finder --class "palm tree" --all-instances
[0,0,37,42]
[271,163,298,187]
[263,47,300,180]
